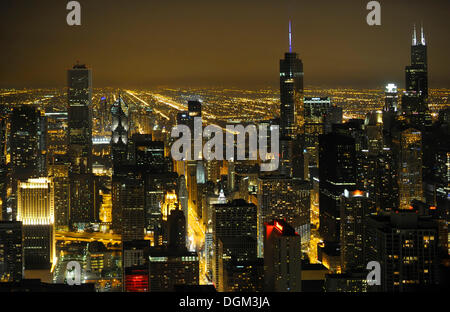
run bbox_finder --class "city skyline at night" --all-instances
[0,0,449,301]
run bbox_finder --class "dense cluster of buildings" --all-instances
[0,23,448,292]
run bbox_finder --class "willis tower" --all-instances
[402,24,430,127]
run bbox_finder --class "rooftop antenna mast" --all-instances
[289,20,292,53]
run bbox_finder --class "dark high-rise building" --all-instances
[67,64,94,229]
[223,258,264,292]
[0,221,23,282]
[406,24,428,98]
[10,106,42,180]
[264,219,302,292]
[212,199,257,290]
[319,133,356,243]
[67,63,93,175]
[340,189,372,272]
[365,211,440,291]
[148,247,199,291]
[304,97,331,167]
[120,175,145,242]
[167,205,186,250]
[323,105,343,134]
[280,21,304,139]
[402,25,431,127]
[132,134,168,172]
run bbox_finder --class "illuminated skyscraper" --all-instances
[280,21,304,138]
[396,128,423,210]
[264,219,302,292]
[384,83,398,112]
[383,83,398,133]
[111,95,129,169]
[16,178,55,270]
[48,164,70,231]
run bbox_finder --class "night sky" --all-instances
[1,0,449,89]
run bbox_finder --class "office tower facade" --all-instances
[67,64,94,228]
[148,248,199,291]
[67,64,93,175]
[45,111,68,162]
[223,258,264,292]
[144,172,178,242]
[257,176,310,256]
[304,97,332,166]
[132,134,168,172]
[323,105,343,134]
[167,206,186,250]
[264,219,302,292]
[395,128,423,210]
[324,272,369,292]
[280,21,304,138]
[10,105,45,181]
[366,212,439,291]
[319,133,356,243]
[0,221,23,282]
[120,177,145,242]
[16,178,55,270]
[48,164,70,231]
[212,199,257,289]
[340,189,371,272]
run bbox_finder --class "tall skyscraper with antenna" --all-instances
[402,24,431,130]
[406,24,428,98]
[279,20,304,139]
[402,24,429,122]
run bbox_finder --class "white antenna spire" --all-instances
[420,23,425,45]
[412,24,417,46]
